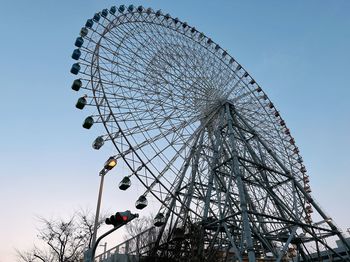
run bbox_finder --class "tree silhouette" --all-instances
[17,209,105,262]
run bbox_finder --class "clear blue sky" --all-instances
[0,1,349,261]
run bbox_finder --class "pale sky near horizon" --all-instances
[1,1,350,261]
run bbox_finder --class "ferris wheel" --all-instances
[70,5,350,261]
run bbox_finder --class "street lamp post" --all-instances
[91,157,117,249]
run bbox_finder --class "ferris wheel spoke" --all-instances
[121,21,224,98]
[86,39,157,86]
[100,22,198,88]
[118,118,197,161]
[140,140,193,199]
[93,23,227,113]
[237,104,293,160]
[134,22,211,81]
[149,127,206,218]
[89,57,208,113]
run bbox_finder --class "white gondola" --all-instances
[92,136,104,150]
[306,205,313,213]
[127,5,134,12]
[154,213,165,227]
[304,184,311,193]
[135,195,148,209]
[155,10,162,17]
[118,5,125,13]
[119,176,131,190]
[75,96,86,109]
[80,27,88,37]
[137,6,143,12]
[305,215,312,224]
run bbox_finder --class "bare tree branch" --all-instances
[16,209,106,262]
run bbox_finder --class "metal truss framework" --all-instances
[70,5,350,261]
[151,102,350,261]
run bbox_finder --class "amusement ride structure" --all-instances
[70,4,350,261]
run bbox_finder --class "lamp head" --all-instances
[104,157,117,170]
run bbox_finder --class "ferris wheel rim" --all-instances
[73,4,309,221]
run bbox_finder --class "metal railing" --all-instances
[94,227,157,261]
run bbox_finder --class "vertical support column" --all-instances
[225,103,256,262]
